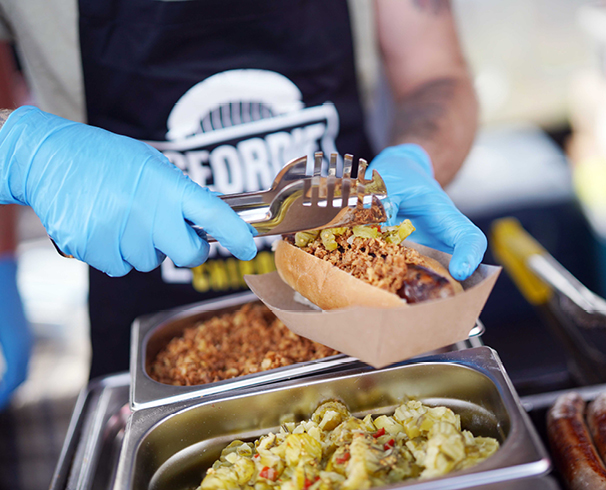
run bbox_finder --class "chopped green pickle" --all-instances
[198,400,499,490]
[352,225,379,239]
[382,219,416,245]
[294,220,416,249]
[320,230,338,251]
[294,230,320,248]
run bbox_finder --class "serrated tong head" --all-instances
[209,152,388,239]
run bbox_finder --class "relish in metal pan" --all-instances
[199,399,499,490]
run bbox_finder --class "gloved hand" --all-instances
[0,254,32,411]
[367,144,487,281]
[0,106,257,277]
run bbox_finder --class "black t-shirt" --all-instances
[78,0,373,378]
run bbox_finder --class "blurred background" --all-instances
[2,0,606,488]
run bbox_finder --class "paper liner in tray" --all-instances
[245,241,501,368]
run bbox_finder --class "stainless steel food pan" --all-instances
[50,372,131,490]
[117,346,550,490]
[131,291,485,411]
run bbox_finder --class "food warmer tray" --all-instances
[131,291,486,411]
[62,346,548,489]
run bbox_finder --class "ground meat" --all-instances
[149,303,339,386]
[295,229,426,296]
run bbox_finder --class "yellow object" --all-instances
[490,218,552,305]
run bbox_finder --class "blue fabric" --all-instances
[368,144,487,281]
[0,106,257,276]
[0,255,31,411]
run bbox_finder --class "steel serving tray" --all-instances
[50,373,131,490]
[131,291,485,411]
[116,346,550,490]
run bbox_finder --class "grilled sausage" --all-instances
[398,264,457,303]
[588,393,606,465]
[547,392,606,489]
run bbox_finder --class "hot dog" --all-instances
[274,222,463,310]
[547,392,606,490]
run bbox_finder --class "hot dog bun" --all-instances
[274,236,462,310]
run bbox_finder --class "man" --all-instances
[0,0,485,399]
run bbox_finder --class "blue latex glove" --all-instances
[0,254,32,411]
[367,144,487,281]
[0,106,257,276]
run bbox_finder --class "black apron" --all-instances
[79,0,372,378]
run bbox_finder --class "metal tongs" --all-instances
[198,151,389,241]
[491,217,606,384]
[491,217,606,329]
[51,152,388,257]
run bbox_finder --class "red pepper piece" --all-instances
[259,466,278,481]
[303,476,320,489]
[373,427,386,438]
[384,438,395,450]
[335,452,350,464]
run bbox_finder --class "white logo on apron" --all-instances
[143,69,340,284]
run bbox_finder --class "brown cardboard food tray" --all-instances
[246,241,501,368]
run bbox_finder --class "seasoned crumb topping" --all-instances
[290,228,427,295]
[149,303,339,386]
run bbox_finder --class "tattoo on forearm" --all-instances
[0,109,13,130]
[412,0,451,14]
[391,78,456,143]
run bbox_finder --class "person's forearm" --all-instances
[376,0,478,186]
[389,74,478,186]
[0,204,18,255]
[0,40,17,130]
[0,40,20,254]
[0,109,17,243]
[0,109,13,130]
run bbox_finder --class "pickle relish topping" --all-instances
[294,220,415,250]
[199,399,499,490]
